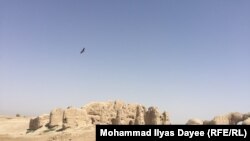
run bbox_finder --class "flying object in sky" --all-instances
[80,47,85,54]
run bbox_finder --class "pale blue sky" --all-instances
[0,0,250,123]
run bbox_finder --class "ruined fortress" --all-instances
[29,101,250,131]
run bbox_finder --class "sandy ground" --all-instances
[0,115,95,141]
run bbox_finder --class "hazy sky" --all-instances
[0,0,250,123]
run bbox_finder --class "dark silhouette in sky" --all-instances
[80,47,85,54]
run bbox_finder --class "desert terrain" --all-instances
[0,115,95,141]
[0,101,249,141]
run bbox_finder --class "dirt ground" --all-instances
[0,115,95,141]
